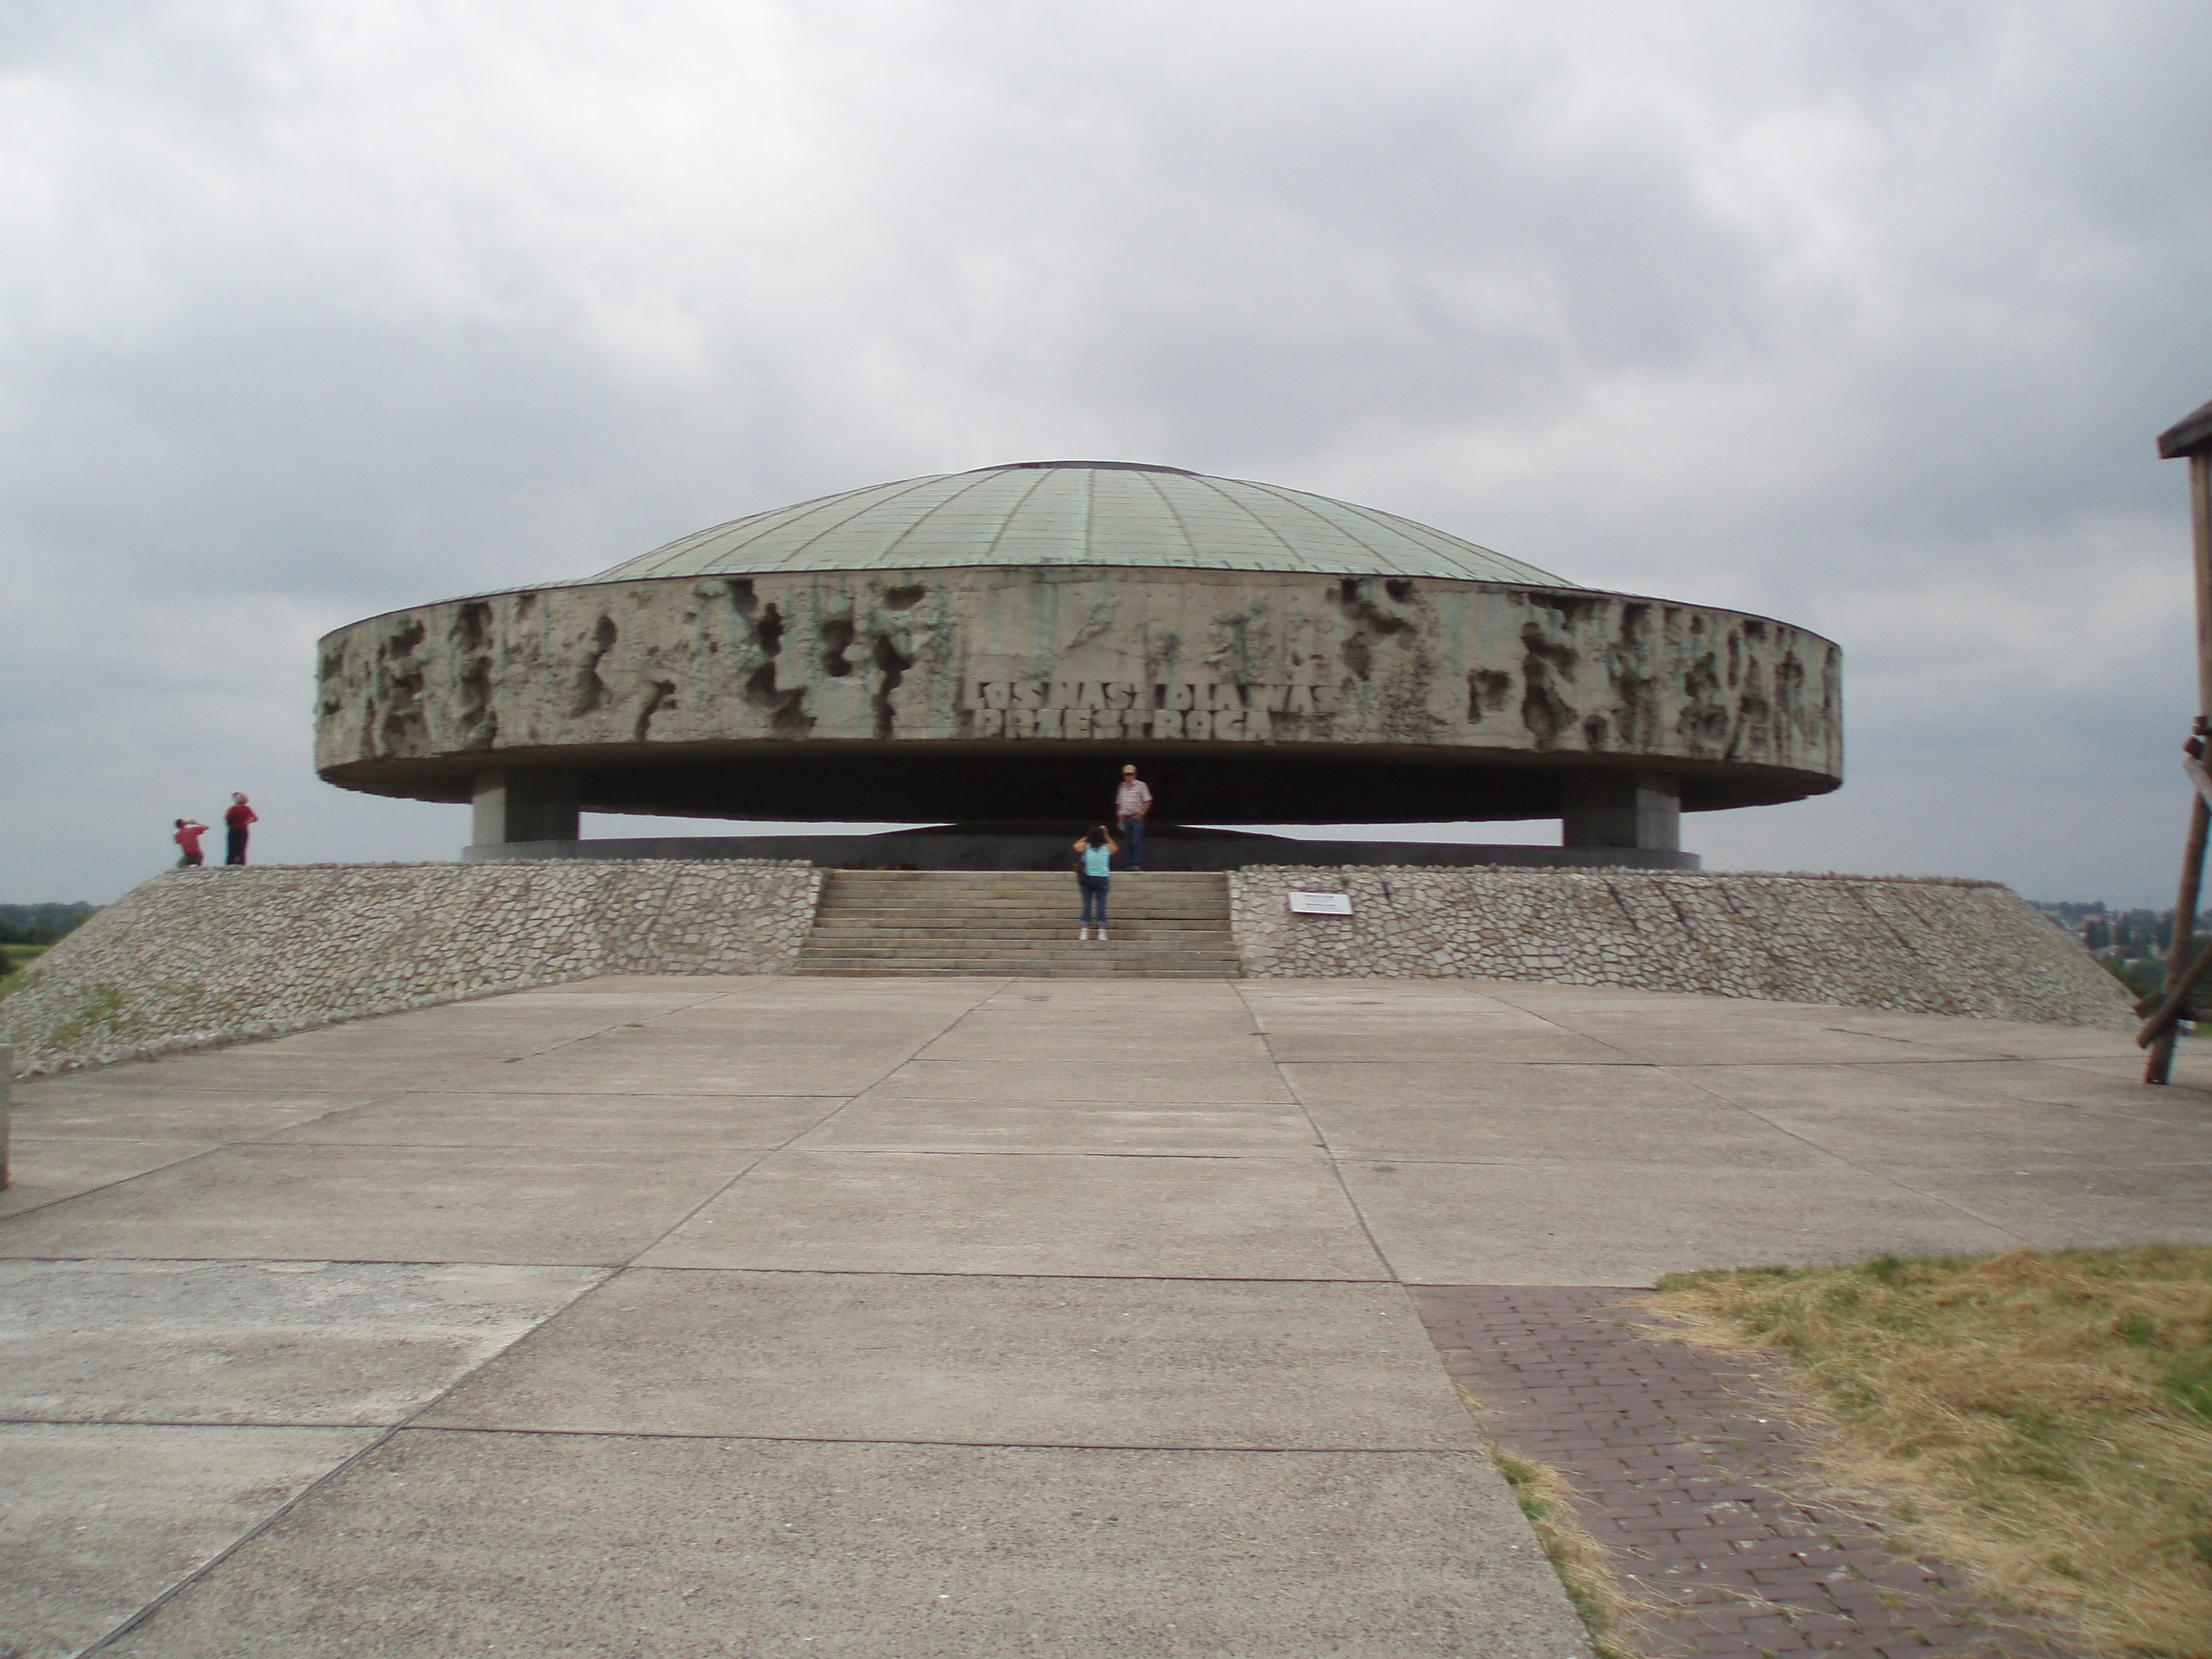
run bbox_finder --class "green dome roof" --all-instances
[575,461,1569,585]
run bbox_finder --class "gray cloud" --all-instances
[3,0,2209,903]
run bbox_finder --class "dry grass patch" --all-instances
[1650,1246,2212,1657]
[1455,1385,1653,1659]
[1490,1444,1650,1659]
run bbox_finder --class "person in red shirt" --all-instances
[224,793,258,866]
[173,819,208,867]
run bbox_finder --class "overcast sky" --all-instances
[5,1,2210,906]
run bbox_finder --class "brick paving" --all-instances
[1413,1286,2084,1659]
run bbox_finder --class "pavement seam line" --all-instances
[66,1243,616,1659]
[1650,1063,2033,1244]
[23,978,943,1653]
[755,977,1013,1137]
[602,979,1001,1260]
[395,1424,1487,1452]
[0,1141,241,1225]
[1230,980,1399,1286]
[1234,983,1624,1654]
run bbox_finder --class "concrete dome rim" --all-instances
[317,569,1827,650]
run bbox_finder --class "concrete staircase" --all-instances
[792,870,1243,977]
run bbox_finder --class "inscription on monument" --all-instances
[962,679,1341,740]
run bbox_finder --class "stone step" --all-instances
[818,886,1222,898]
[822,871,1221,884]
[808,945,1230,955]
[794,869,1240,979]
[797,950,1240,965]
[794,965,1243,978]
[809,915,1229,928]
[796,965,1240,980]
[811,902,1226,914]
[796,939,1235,954]
[818,884,1221,899]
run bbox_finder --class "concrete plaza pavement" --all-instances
[2,975,2206,1657]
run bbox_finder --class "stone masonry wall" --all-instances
[1229,866,2133,1028]
[0,861,820,1075]
[2,859,2132,1076]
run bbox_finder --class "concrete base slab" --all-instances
[64,1052,523,1095]
[476,1049,920,1097]
[913,1028,1276,1061]
[1281,1060,1647,1105]
[1338,1158,2022,1286]
[6,972,2205,1657]
[423,1270,1474,1448]
[0,1143,754,1265]
[8,1086,379,1143]
[793,1098,1320,1156]
[0,1423,376,1659]
[0,1260,606,1425]
[1853,1057,2212,1110]
[637,1151,1386,1278]
[1679,1060,2053,1112]
[1529,1021,1983,1067]
[2040,1049,2212,1086]
[93,1431,1588,1659]
[1239,1031,1628,1064]
[1305,1101,1834,1166]
[1903,1163,2212,1246]
[861,1059,1295,1104]
[0,1138,218,1220]
[266,1091,846,1150]
[1730,1099,2202,1173]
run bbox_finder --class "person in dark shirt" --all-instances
[174,819,208,867]
[224,794,258,866]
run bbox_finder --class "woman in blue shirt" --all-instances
[1072,825,1120,940]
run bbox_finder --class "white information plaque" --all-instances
[1287,890,1353,916]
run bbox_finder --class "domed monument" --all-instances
[315,461,1843,868]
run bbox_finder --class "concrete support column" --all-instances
[471,770,580,846]
[1562,771,1681,852]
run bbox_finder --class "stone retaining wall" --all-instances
[1229,866,2132,1028]
[2,859,2133,1075]
[0,861,820,1075]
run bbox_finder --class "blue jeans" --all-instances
[1079,874,1109,925]
[1119,816,1145,870]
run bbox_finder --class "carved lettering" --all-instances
[959,679,1325,738]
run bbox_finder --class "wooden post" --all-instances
[2148,401,2212,1084]
[2189,445,2212,726]
[2145,794,2209,1081]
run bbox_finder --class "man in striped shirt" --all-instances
[1115,765,1153,872]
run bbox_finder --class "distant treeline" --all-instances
[0,903,98,946]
